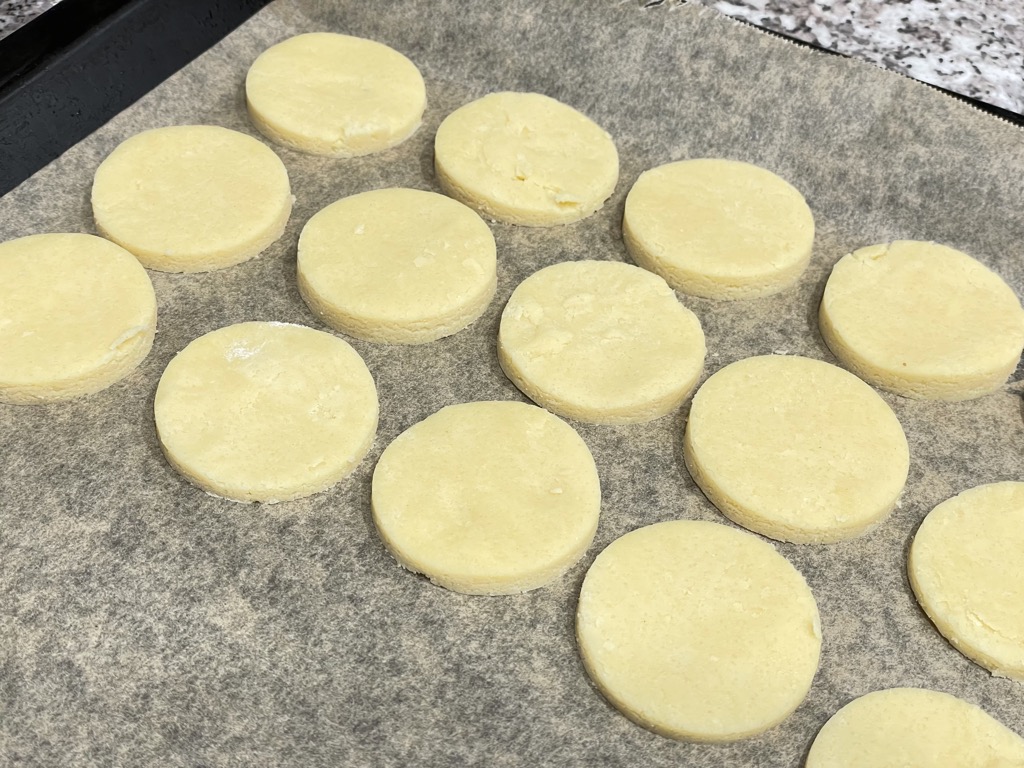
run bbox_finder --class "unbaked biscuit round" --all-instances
[622,158,815,299]
[371,401,600,595]
[684,355,909,543]
[498,260,705,424]
[154,321,378,503]
[819,240,1024,400]
[92,125,292,272]
[245,32,426,157]
[908,481,1024,680]
[806,688,1024,767]
[297,188,497,344]
[434,92,619,226]
[0,233,157,404]
[576,520,821,742]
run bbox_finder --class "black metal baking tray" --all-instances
[0,0,272,198]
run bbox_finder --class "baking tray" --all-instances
[1,0,1023,765]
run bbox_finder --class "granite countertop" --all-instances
[2,0,1020,114]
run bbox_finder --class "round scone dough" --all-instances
[92,125,292,272]
[498,260,706,424]
[819,240,1024,400]
[806,687,1024,767]
[623,158,815,299]
[908,482,1024,680]
[297,188,497,343]
[0,233,157,404]
[684,355,909,543]
[577,520,821,742]
[245,32,426,157]
[434,92,619,226]
[372,401,601,595]
[154,322,378,503]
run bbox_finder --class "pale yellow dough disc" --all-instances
[0,233,156,404]
[434,92,619,226]
[498,260,706,424]
[819,240,1024,400]
[297,188,497,343]
[371,401,601,595]
[154,322,378,503]
[806,688,1024,767]
[684,355,909,543]
[245,33,426,157]
[577,520,821,742]
[909,482,1024,681]
[623,158,815,299]
[92,125,292,272]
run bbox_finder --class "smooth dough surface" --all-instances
[819,240,1024,400]
[498,260,705,424]
[371,401,601,595]
[245,32,425,157]
[623,158,815,299]
[684,355,909,543]
[154,322,378,503]
[434,92,619,226]
[806,688,1024,767]
[0,234,157,404]
[297,188,497,343]
[576,520,821,742]
[92,125,292,272]
[909,482,1024,681]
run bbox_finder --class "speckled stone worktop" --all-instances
[2,0,1021,114]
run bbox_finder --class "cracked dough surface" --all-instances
[576,520,821,742]
[371,401,601,595]
[0,233,157,404]
[154,322,378,503]
[498,260,705,424]
[909,481,1024,681]
[298,188,496,343]
[806,687,1024,767]
[92,125,292,273]
[684,355,909,543]
[623,158,815,299]
[434,92,619,226]
[245,32,426,157]
[819,240,1024,400]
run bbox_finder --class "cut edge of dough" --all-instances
[819,299,1019,401]
[96,194,293,274]
[0,316,156,405]
[496,335,702,425]
[623,216,812,301]
[298,262,497,344]
[435,160,617,228]
[682,413,901,544]
[908,483,1024,682]
[157,409,378,504]
[374,509,599,596]
[247,97,424,159]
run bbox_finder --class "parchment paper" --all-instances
[1,1,1023,765]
